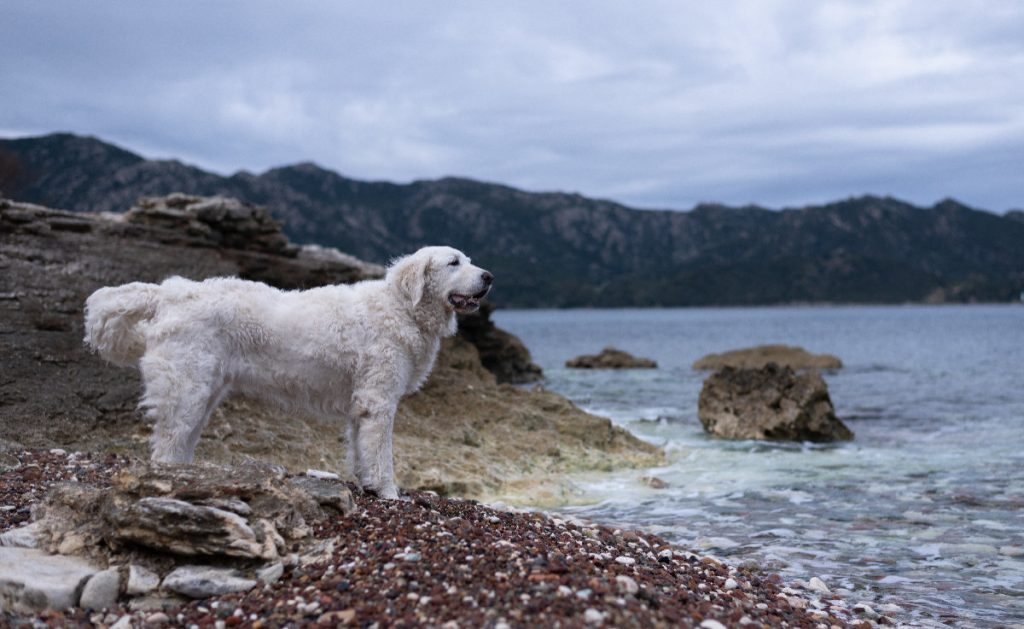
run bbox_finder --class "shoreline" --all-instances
[0,449,870,628]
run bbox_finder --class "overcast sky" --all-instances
[2,1,1022,211]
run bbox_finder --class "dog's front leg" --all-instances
[351,389,400,500]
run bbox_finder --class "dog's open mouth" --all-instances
[448,287,490,313]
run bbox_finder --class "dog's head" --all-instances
[387,246,493,314]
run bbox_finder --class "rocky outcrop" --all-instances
[698,364,853,442]
[0,461,347,612]
[456,302,542,384]
[0,196,660,505]
[693,345,842,370]
[566,347,658,369]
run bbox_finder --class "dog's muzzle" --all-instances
[448,285,491,313]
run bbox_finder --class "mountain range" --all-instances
[2,132,1022,307]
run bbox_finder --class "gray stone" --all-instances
[126,564,161,595]
[161,566,257,599]
[698,364,853,442]
[80,568,120,610]
[108,496,280,559]
[128,595,185,612]
[0,522,41,548]
[0,546,98,613]
[289,476,355,515]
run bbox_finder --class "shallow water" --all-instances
[494,305,1024,627]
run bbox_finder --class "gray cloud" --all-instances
[2,0,1022,210]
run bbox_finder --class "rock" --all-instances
[807,576,831,595]
[457,302,543,384]
[288,476,355,514]
[699,621,727,629]
[318,609,356,624]
[108,496,281,559]
[0,546,98,613]
[161,566,257,599]
[110,615,132,629]
[693,345,842,370]
[614,556,636,566]
[25,461,328,577]
[144,611,170,624]
[724,578,739,590]
[1,197,662,506]
[583,608,605,624]
[698,364,853,442]
[79,568,120,610]
[304,469,340,480]
[615,575,639,595]
[566,347,657,369]
[126,565,161,595]
[0,522,41,548]
[640,476,669,489]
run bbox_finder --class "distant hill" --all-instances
[2,132,1022,306]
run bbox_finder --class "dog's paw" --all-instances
[362,486,404,501]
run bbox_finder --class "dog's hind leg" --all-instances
[140,344,226,464]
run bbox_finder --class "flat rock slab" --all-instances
[693,344,842,370]
[289,476,355,514]
[162,566,257,599]
[566,347,657,369]
[0,546,99,613]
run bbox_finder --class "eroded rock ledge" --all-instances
[0,195,660,505]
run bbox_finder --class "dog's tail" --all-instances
[83,282,162,367]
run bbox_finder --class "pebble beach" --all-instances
[0,450,882,628]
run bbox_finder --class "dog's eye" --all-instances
[448,259,460,267]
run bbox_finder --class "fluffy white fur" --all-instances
[83,246,492,499]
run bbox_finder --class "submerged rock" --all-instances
[698,364,853,442]
[566,347,658,369]
[693,344,842,370]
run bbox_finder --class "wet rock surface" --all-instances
[698,364,854,442]
[566,347,658,369]
[693,344,843,370]
[456,302,543,384]
[0,196,660,504]
[1,450,859,627]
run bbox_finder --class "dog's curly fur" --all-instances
[83,246,492,499]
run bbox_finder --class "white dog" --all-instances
[83,246,492,499]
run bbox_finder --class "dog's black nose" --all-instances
[481,271,494,286]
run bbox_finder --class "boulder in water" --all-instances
[566,347,657,369]
[698,364,853,442]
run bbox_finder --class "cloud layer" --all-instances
[3,1,1022,210]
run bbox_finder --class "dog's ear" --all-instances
[390,254,429,307]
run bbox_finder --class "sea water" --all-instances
[494,305,1024,627]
